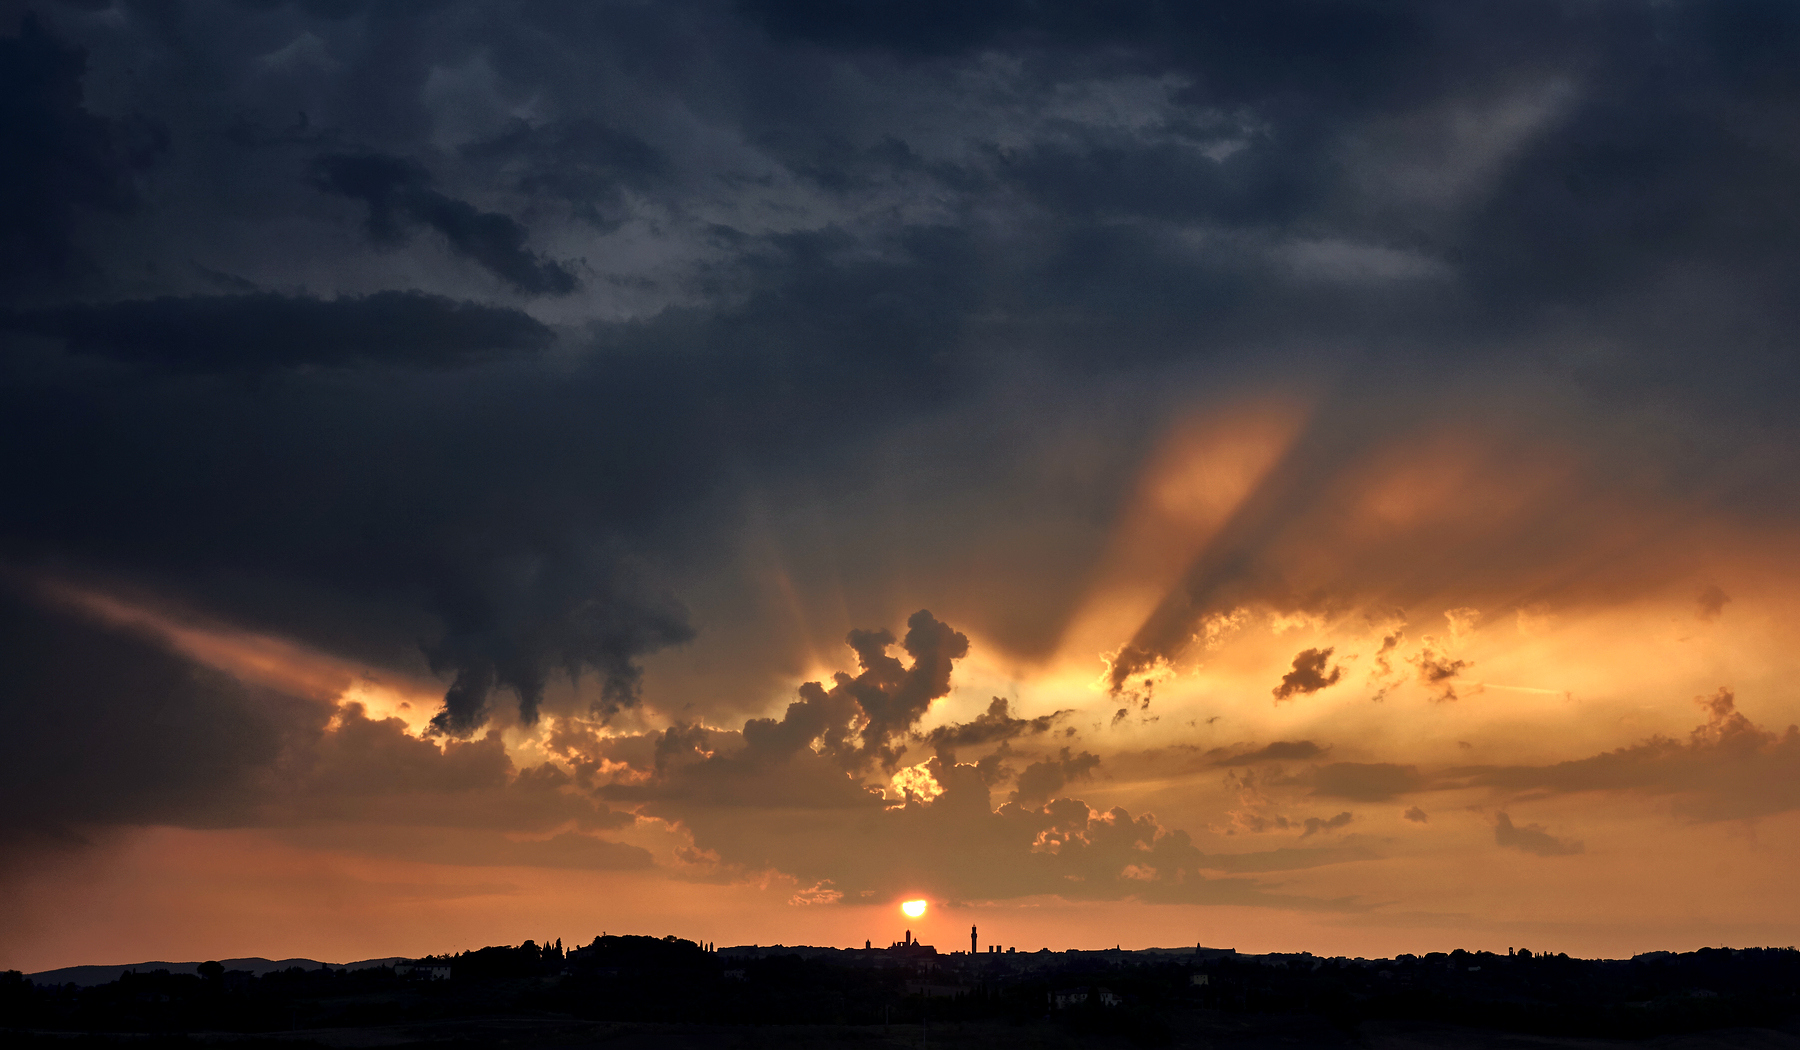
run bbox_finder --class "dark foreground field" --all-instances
[12,940,1800,1050]
[9,1012,1800,1050]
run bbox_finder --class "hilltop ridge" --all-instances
[28,957,404,988]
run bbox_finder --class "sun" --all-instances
[901,899,927,919]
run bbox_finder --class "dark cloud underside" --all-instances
[0,585,323,845]
[0,15,158,286]
[6,291,552,372]
[0,582,647,869]
[312,154,577,296]
[1214,741,1328,766]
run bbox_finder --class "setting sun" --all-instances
[900,899,927,919]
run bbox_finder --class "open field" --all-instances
[10,1012,1800,1050]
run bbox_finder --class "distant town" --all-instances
[7,933,1800,1048]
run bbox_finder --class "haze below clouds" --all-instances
[2,0,1798,971]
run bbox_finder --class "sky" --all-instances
[2,0,1799,972]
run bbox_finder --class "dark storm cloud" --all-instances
[691,610,968,775]
[461,119,668,229]
[1312,763,1425,802]
[0,582,323,851]
[919,696,1065,763]
[0,580,644,866]
[575,614,1370,904]
[4,291,552,373]
[738,0,1798,352]
[586,612,980,819]
[0,14,160,290]
[2,0,999,736]
[0,213,965,738]
[1273,647,1342,702]
[1010,747,1100,808]
[1411,645,1470,703]
[278,825,652,870]
[839,611,971,768]
[1493,812,1583,857]
[1448,688,1800,822]
[424,549,697,734]
[1371,631,1402,679]
[1212,740,1327,766]
[634,749,1361,906]
[1301,811,1352,838]
[312,153,577,296]
[274,703,635,832]
[740,0,1427,97]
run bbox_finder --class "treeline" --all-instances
[4,941,1798,1044]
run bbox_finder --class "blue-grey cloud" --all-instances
[312,153,577,296]
[4,291,552,373]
